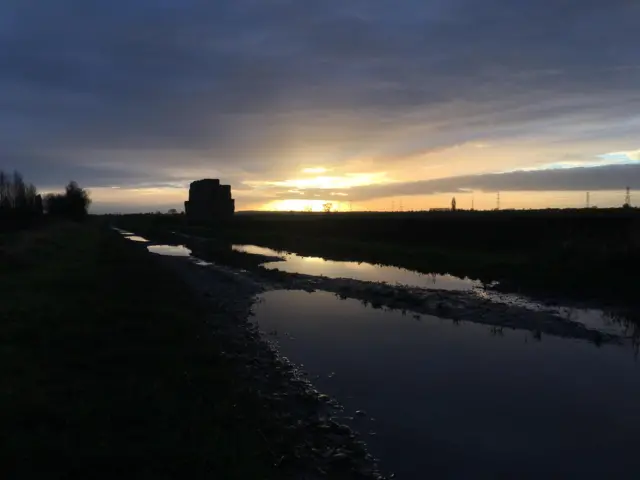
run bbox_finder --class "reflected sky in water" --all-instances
[558,306,630,336]
[147,244,192,257]
[253,290,640,479]
[125,235,148,242]
[476,290,630,337]
[233,244,479,291]
[232,244,284,257]
[115,229,191,257]
[111,227,135,236]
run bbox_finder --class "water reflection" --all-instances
[559,306,629,336]
[253,290,640,479]
[233,244,479,291]
[477,290,631,337]
[147,244,192,257]
[115,230,638,343]
[111,227,135,235]
[232,244,284,257]
[126,235,149,243]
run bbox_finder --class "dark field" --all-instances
[6,211,639,478]
[0,221,311,478]
[114,208,640,307]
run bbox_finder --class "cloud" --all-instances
[358,163,640,200]
[269,164,640,201]
[0,0,639,209]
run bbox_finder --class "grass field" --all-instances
[1,221,286,478]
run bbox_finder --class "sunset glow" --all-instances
[301,167,329,174]
[3,1,637,213]
[249,172,389,191]
[261,199,348,212]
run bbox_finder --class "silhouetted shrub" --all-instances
[45,181,92,221]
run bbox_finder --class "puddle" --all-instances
[147,244,192,257]
[235,243,634,337]
[253,290,640,479]
[126,235,149,243]
[111,227,135,236]
[115,227,199,260]
[233,244,479,291]
[233,244,284,257]
[191,258,213,267]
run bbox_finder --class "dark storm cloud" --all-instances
[0,0,639,193]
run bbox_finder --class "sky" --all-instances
[1,0,639,213]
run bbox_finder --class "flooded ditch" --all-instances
[253,290,640,479]
[233,244,481,291]
[114,226,640,478]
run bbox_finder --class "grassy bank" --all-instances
[1,221,286,478]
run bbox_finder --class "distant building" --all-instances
[184,179,235,223]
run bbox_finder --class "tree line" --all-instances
[0,170,91,231]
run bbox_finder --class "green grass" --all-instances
[1,221,284,478]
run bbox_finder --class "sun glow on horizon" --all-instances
[248,171,388,191]
[261,198,347,212]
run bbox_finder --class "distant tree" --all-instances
[304,205,313,213]
[0,171,10,213]
[323,202,333,213]
[65,181,91,219]
[11,171,26,211]
[451,197,457,212]
[168,208,178,215]
[45,181,91,220]
[0,169,42,231]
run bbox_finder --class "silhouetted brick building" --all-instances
[184,179,235,223]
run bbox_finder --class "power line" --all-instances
[586,191,590,208]
[496,192,501,211]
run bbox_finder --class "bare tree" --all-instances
[0,169,43,230]
[0,171,7,210]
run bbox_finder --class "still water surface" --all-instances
[234,243,627,335]
[147,244,192,256]
[233,244,480,291]
[115,231,628,336]
[126,235,149,243]
[253,290,640,479]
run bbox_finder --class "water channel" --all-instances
[233,244,480,291]
[115,228,640,477]
[115,229,634,338]
[253,290,640,479]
